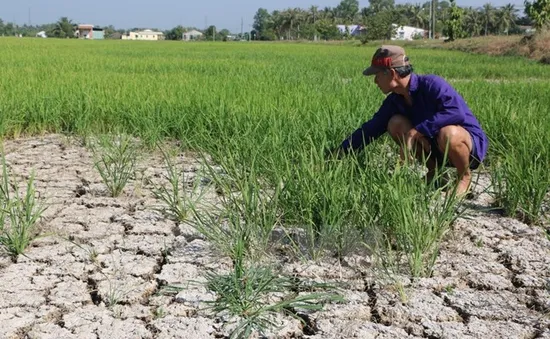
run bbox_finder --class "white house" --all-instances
[336,25,365,36]
[392,24,426,40]
[182,29,203,41]
[122,29,164,41]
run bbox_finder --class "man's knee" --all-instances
[387,114,412,142]
[437,125,472,153]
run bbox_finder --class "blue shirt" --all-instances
[340,73,488,163]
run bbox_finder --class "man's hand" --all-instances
[405,128,425,155]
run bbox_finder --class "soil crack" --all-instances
[442,295,471,324]
[364,281,381,324]
[87,277,102,306]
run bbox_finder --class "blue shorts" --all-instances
[428,133,482,170]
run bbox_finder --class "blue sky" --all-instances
[3,0,526,32]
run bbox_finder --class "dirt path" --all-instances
[0,134,548,339]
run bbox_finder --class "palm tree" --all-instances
[280,8,301,40]
[410,3,428,29]
[271,11,285,39]
[464,7,483,37]
[308,5,319,24]
[481,3,495,36]
[308,6,320,40]
[394,4,412,26]
[495,4,517,35]
[321,7,336,22]
[52,17,74,38]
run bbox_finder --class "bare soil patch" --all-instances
[0,134,549,338]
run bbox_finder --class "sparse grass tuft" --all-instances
[0,155,47,257]
[188,149,283,263]
[90,133,139,197]
[166,253,341,339]
[202,263,341,339]
[151,145,205,222]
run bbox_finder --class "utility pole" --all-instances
[28,7,31,26]
[241,17,244,39]
[431,0,437,39]
[429,1,433,39]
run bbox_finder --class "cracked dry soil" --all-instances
[0,134,549,339]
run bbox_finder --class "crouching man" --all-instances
[334,45,488,196]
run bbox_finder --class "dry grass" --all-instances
[407,31,550,64]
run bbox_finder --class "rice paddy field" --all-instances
[0,38,549,338]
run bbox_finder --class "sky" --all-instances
[2,0,527,32]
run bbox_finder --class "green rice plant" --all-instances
[366,148,465,278]
[188,148,283,263]
[2,39,550,279]
[165,244,342,339]
[151,145,206,222]
[0,155,47,257]
[90,133,139,197]
[274,143,384,261]
[491,135,550,225]
[202,263,341,339]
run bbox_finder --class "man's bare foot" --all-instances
[456,174,472,197]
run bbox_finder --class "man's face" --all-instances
[374,69,394,94]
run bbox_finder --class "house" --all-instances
[121,29,164,40]
[391,25,426,40]
[182,29,203,41]
[518,25,536,34]
[36,31,47,38]
[336,25,365,36]
[75,24,104,39]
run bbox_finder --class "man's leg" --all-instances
[436,125,474,195]
[387,115,436,175]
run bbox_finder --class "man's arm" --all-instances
[414,78,466,138]
[338,98,395,154]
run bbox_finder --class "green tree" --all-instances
[219,29,231,41]
[444,0,465,41]
[481,3,496,35]
[495,4,518,34]
[335,0,360,24]
[253,8,272,38]
[103,25,116,37]
[369,0,395,13]
[166,25,185,40]
[205,25,217,40]
[315,19,342,40]
[361,10,396,42]
[4,22,16,36]
[409,4,429,29]
[525,0,550,30]
[51,17,75,38]
[464,7,484,36]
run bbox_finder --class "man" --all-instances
[335,45,488,196]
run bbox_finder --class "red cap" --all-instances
[363,45,410,76]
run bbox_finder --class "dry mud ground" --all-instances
[0,134,549,339]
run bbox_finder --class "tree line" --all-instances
[0,17,233,41]
[252,0,549,41]
[2,0,548,41]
